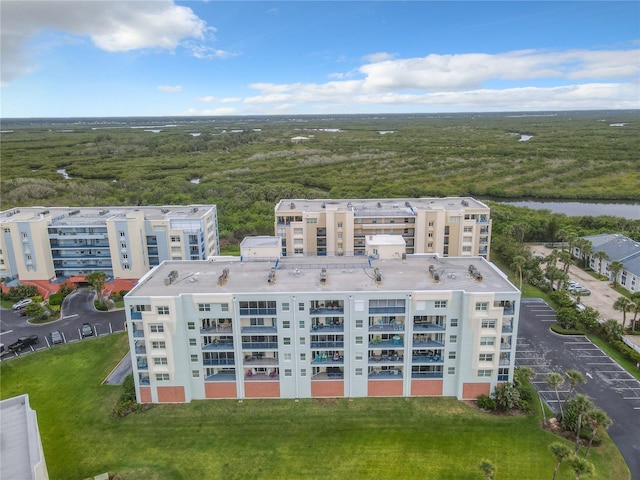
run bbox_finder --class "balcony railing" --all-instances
[203,340,234,350]
[412,323,445,332]
[369,354,403,363]
[310,307,344,315]
[411,372,443,379]
[245,372,279,381]
[369,323,405,332]
[500,342,512,350]
[205,373,237,382]
[502,324,513,333]
[243,356,278,365]
[203,358,236,366]
[369,338,403,348]
[312,354,344,364]
[239,308,277,316]
[138,375,150,385]
[369,306,405,314]
[369,370,403,379]
[241,342,278,349]
[135,345,146,354]
[130,311,143,320]
[311,324,343,332]
[412,339,445,348]
[132,330,144,338]
[201,325,232,333]
[312,372,344,380]
[240,326,277,334]
[310,341,344,349]
[411,354,443,364]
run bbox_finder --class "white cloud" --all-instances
[158,85,183,93]
[1,0,208,85]
[194,96,241,103]
[362,52,396,63]
[233,48,639,112]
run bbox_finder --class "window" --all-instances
[283,320,291,329]
[428,221,434,227]
[282,302,290,311]
[475,302,489,311]
[189,338,197,347]
[355,336,363,345]
[299,337,306,345]
[155,373,170,381]
[355,368,363,376]
[153,357,168,365]
[171,246,181,253]
[355,352,363,360]
[283,337,291,345]
[119,231,125,237]
[221,303,229,312]
[449,335,457,344]
[480,336,495,346]
[298,302,305,311]
[294,238,303,246]
[300,353,306,361]
[299,320,305,329]
[198,303,211,312]
[355,319,363,328]
[450,216,460,223]
[428,232,434,238]
[284,353,292,361]
[306,218,317,224]
[170,236,181,242]
[464,226,473,233]
[337,222,343,228]
[427,242,433,248]
[448,351,456,359]
[462,246,472,252]
[294,248,304,254]
[187,322,195,330]
[481,319,496,329]
[450,318,458,327]
[479,353,494,362]
[157,306,169,315]
[191,354,198,362]
[337,232,343,239]
[284,369,292,377]
[478,369,493,377]
[192,370,200,378]
[151,341,166,349]
[250,318,265,326]
[149,324,164,333]
[293,228,303,235]
[435,300,447,308]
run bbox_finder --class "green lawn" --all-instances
[0,334,629,480]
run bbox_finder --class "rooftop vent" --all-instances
[161,208,170,214]
[268,267,277,284]
[164,269,179,286]
[290,202,295,209]
[461,200,469,207]
[320,267,327,284]
[99,209,109,216]
[374,267,382,284]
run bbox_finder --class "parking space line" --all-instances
[587,362,618,365]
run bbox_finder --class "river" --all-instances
[483,199,640,220]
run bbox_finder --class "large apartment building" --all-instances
[0,205,218,288]
[125,253,519,403]
[274,197,491,258]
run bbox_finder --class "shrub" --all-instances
[48,293,64,306]
[94,301,108,311]
[477,394,496,411]
[111,374,148,418]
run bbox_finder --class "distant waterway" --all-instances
[484,198,640,220]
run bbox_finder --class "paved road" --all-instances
[517,298,640,479]
[1,288,126,359]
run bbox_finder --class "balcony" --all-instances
[138,374,150,385]
[312,369,344,380]
[311,318,343,332]
[500,342,512,350]
[369,369,403,379]
[241,342,278,349]
[502,324,513,333]
[240,325,277,334]
[134,344,146,355]
[130,311,142,320]
[201,324,233,333]
[369,337,403,348]
[239,307,277,316]
[136,360,148,370]
[203,358,236,366]
[369,354,403,364]
[245,369,278,381]
[310,304,344,315]
[412,322,445,332]
[368,306,405,314]
[412,335,444,348]
[410,371,443,379]
[312,351,344,364]
[132,329,145,338]
[411,353,443,364]
[369,322,405,332]
[243,354,278,366]
[203,339,234,350]
[310,340,344,349]
[205,372,237,382]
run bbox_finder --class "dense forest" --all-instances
[1,111,639,244]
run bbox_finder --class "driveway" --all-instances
[1,288,126,360]
[517,298,640,479]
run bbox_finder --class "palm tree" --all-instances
[613,296,634,331]
[478,459,496,480]
[630,295,640,332]
[566,455,595,479]
[546,372,565,417]
[563,370,585,411]
[85,271,107,304]
[571,394,594,454]
[608,260,624,287]
[584,409,611,458]
[511,255,527,291]
[592,250,608,275]
[549,442,572,480]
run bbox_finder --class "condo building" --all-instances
[0,205,219,287]
[274,197,491,258]
[125,252,519,404]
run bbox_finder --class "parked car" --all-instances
[12,298,32,310]
[81,323,94,338]
[8,335,39,352]
[50,330,63,345]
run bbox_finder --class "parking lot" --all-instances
[517,298,640,478]
[0,289,126,360]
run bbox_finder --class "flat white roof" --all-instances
[275,197,489,214]
[240,236,281,248]
[128,254,517,297]
[0,205,215,225]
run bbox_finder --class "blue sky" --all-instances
[1,1,638,117]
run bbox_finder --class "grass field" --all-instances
[0,334,629,480]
